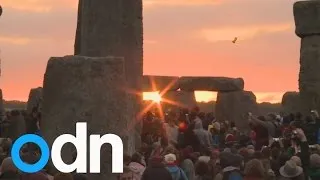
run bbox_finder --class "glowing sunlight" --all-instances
[143,92,162,103]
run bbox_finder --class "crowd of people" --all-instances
[0,105,319,180]
[118,107,320,180]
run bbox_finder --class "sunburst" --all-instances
[120,77,188,135]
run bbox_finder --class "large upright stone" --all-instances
[76,0,143,151]
[142,75,179,92]
[299,36,320,113]
[41,56,129,179]
[281,92,301,113]
[0,89,4,117]
[77,0,143,92]
[7,110,25,141]
[26,87,43,114]
[294,1,320,37]
[162,91,197,110]
[74,0,83,55]
[215,91,258,132]
[294,1,320,114]
[178,77,244,92]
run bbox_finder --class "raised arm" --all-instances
[248,114,268,129]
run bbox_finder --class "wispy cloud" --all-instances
[1,0,77,12]
[144,0,222,7]
[195,91,217,103]
[1,0,220,12]
[0,0,299,101]
[197,23,293,42]
[255,92,285,104]
[145,40,158,44]
[0,36,31,45]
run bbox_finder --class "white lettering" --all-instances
[90,134,123,173]
[51,123,87,173]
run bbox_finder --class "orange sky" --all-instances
[0,0,299,102]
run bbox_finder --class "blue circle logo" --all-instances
[11,134,50,173]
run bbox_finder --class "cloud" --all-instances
[0,36,31,45]
[0,8,76,41]
[197,23,293,42]
[195,91,217,102]
[144,0,221,7]
[1,0,221,13]
[144,40,158,44]
[0,0,301,101]
[255,92,285,103]
[0,0,77,12]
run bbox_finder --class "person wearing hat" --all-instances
[279,160,304,180]
[308,154,320,180]
[291,156,302,167]
[164,153,188,180]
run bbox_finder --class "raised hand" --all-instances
[295,128,307,142]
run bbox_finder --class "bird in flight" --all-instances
[232,37,238,43]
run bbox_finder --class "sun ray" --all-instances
[161,97,189,109]
[159,78,179,96]
[150,77,158,92]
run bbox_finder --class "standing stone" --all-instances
[0,89,4,117]
[162,91,197,110]
[41,56,129,179]
[26,87,43,114]
[76,0,143,152]
[294,1,320,114]
[7,110,25,141]
[178,77,244,92]
[74,0,83,55]
[215,91,258,132]
[281,92,301,114]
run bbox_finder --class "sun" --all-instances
[143,91,162,103]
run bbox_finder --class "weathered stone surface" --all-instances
[0,89,4,117]
[299,36,320,113]
[26,87,43,114]
[7,110,25,141]
[41,56,129,179]
[162,91,197,110]
[281,92,301,113]
[77,0,143,152]
[77,0,143,91]
[74,0,83,55]
[215,91,258,132]
[294,1,320,37]
[178,77,244,92]
[142,75,179,91]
